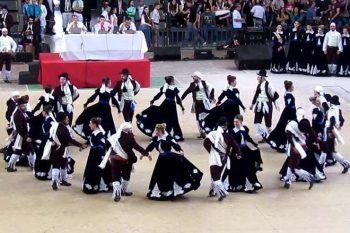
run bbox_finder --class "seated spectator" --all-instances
[94,15,112,33]
[126,0,136,22]
[66,14,87,33]
[0,6,14,34]
[276,7,290,27]
[119,16,136,33]
[251,1,265,28]
[19,17,40,52]
[289,6,304,26]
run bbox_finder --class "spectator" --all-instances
[72,0,84,22]
[286,0,295,13]
[139,6,152,49]
[119,16,136,33]
[272,0,285,13]
[168,0,181,27]
[329,0,342,28]
[242,0,253,26]
[101,0,111,21]
[220,3,244,29]
[137,0,146,19]
[113,0,127,24]
[276,7,290,27]
[0,28,16,83]
[110,7,119,32]
[151,3,161,46]
[251,1,265,27]
[316,0,332,25]
[22,0,31,24]
[126,0,136,22]
[94,15,111,33]
[183,0,205,46]
[39,0,47,41]
[264,4,274,27]
[289,6,304,26]
[20,17,40,53]
[201,6,217,45]
[0,6,14,34]
[60,0,73,31]
[27,0,42,30]
[66,14,87,33]
[306,1,319,25]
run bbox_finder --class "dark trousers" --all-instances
[210,165,224,181]
[51,147,68,169]
[254,102,273,128]
[122,100,134,122]
[0,52,12,71]
[110,157,133,182]
[326,46,339,64]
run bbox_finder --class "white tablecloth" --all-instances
[60,32,148,60]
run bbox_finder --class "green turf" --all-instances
[151,76,181,88]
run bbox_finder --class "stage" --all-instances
[38,53,151,88]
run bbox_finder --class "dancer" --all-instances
[283,118,315,189]
[323,22,343,75]
[337,27,350,76]
[181,71,215,139]
[145,123,203,200]
[287,20,304,73]
[300,24,315,74]
[6,97,35,172]
[33,105,55,180]
[267,80,296,152]
[224,114,263,193]
[73,77,118,139]
[136,76,185,141]
[82,117,111,194]
[311,25,328,76]
[112,69,140,122]
[199,75,245,133]
[31,86,56,115]
[48,112,87,191]
[250,69,279,142]
[52,73,79,125]
[270,25,287,74]
[101,122,149,202]
[203,117,241,201]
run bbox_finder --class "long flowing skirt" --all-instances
[147,152,203,200]
[73,103,115,139]
[267,106,296,152]
[311,48,328,76]
[137,100,184,141]
[199,100,240,134]
[82,147,112,194]
[271,48,287,73]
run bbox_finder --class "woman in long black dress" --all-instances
[267,80,296,152]
[137,76,185,141]
[223,114,263,193]
[199,75,245,133]
[300,24,315,74]
[311,25,328,76]
[287,20,304,73]
[144,123,203,200]
[73,77,118,139]
[337,27,350,77]
[271,25,287,73]
[34,105,55,180]
[82,117,112,194]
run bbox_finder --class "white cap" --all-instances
[314,85,324,94]
[296,107,305,122]
[2,28,8,32]
[11,91,20,97]
[330,22,336,27]
[192,71,203,79]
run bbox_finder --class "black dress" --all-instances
[267,92,296,152]
[311,106,325,136]
[223,126,263,193]
[82,130,112,194]
[287,28,304,73]
[199,86,245,133]
[33,115,54,180]
[146,134,203,200]
[337,35,350,76]
[271,31,287,73]
[311,34,328,76]
[32,95,56,115]
[300,31,315,74]
[136,85,184,141]
[73,88,117,139]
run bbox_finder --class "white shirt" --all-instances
[151,9,160,24]
[40,4,47,27]
[0,35,17,53]
[72,0,84,12]
[323,30,343,52]
[119,21,137,33]
[232,10,242,29]
[251,5,265,20]
[66,21,87,33]
[94,21,112,33]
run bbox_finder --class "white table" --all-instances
[60,32,148,60]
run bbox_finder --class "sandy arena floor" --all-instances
[1,60,350,233]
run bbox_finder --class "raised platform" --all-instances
[38,53,151,88]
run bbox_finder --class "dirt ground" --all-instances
[1,62,350,233]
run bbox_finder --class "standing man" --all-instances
[60,0,73,31]
[0,28,17,83]
[203,117,241,201]
[0,6,14,34]
[7,97,35,172]
[181,71,215,139]
[219,3,244,40]
[112,68,140,122]
[151,2,160,46]
[52,72,79,125]
[250,1,265,28]
[26,0,42,34]
[42,0,55,35]
[72,0,84,23]
[323,22,343,75]
[249,69,279,142]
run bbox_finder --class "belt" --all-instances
[99,100,109,104]
[153,22,159,25]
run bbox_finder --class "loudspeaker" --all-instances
[18,71,38,84]
[154,47,181,60]
[194,49,214,60]
[28,62,39,74]
[245,27,266,45]
[235,45,271,70]
[15,52,34,62]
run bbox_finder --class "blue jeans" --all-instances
[139,24,151,49]
[184,23,204,46]
[202,24,218,43]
